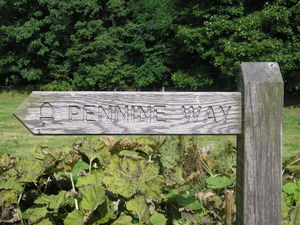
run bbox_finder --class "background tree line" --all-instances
[0,0,299,93]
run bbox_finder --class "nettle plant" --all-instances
[0,137,236,225]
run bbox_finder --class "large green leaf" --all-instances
[163,188,181,200]
[291,204,300,225]
[112,215,133,225]
[164,188,205,213]
[64,210,85,225]
[23,206,48,223]
[0,189,19,207]
[102,157,135,198]
[205,176,235,189]
[126,196,150,223]
[283,181,300,200]
[0,153,16,175]
[0,176,23,192]
[35,191,67,210]
[119,150,142,159]
[32,146,80,172]
[90,198,116,224]
[283,182,300,195]
[80,186,106,212]
[76,170,103,188]
[175,194,204,211]
[14,159,44,183]
[36,218,53,225]
[102,157,163,198]
[65,192,113,225]
[101,137,139,154]
[132,137,166,154]
[164,167,185,187]
[78,139,112,168]
[56,147,81,172]
[150,212,167,225]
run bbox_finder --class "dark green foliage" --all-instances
[173,0,300,92]
[0,137,237,224]
[0,0,299,92]
[0,0,175,90]
[0,137,298,224]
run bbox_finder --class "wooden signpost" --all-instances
[14,62,283,225]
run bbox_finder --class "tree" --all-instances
[173,0,300,92]
[0,0,176,90]
[0,0,299,93]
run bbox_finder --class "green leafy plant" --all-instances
[282,153,300,225]
[4,136,287,224]
[283,181,300,203]
[205,176,235,190]
[0,137,195,224]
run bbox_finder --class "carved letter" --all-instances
[115,106,129,122]
[137,106,151,122]
[98,105,112,121]
[154,105,166,122]
[130,105,136,122]
[69,106,83,121]
[84,105,97,121]
[220,106,231,123]
[182,106,201,122]
[204,106,217,123]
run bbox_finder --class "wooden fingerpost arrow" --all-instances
[13,92,242,135]
[13,62,283,225]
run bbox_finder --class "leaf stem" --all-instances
[66,172,79,210]
[89,158,94,173]
[199,156,214,177]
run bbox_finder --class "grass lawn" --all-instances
[0,91,299,158]
[283,104,300,158]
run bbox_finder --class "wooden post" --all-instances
[237,62,283,225]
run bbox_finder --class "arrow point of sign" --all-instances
[13,92,40,135]
[13,111,36,135]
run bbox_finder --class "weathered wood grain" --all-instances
[14,92,241,135]
[237,62,283,225]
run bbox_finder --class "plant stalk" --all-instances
[66,172,79,210]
